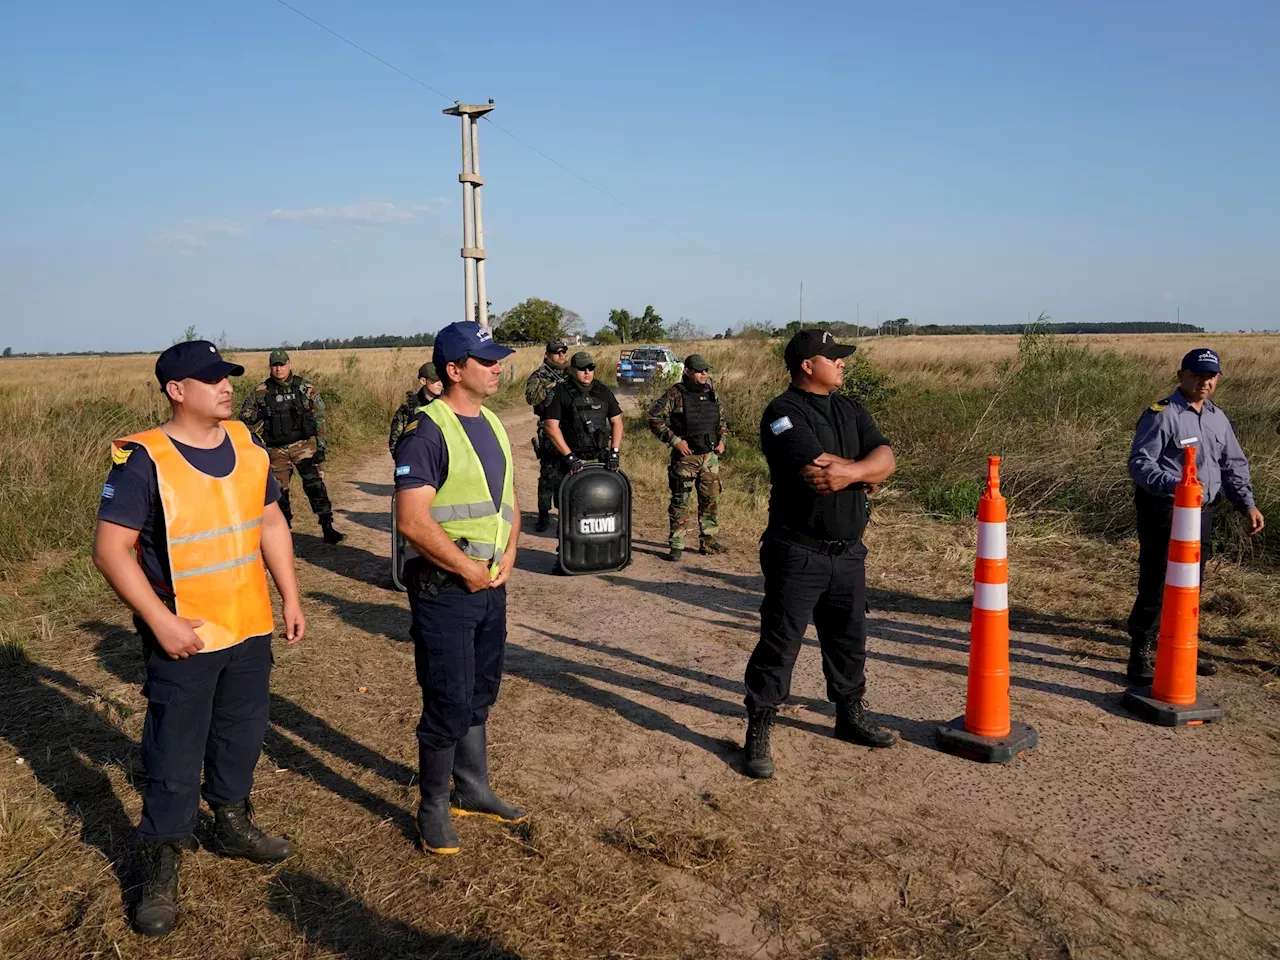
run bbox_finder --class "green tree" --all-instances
[608,308,634,343]
[668,317,701,342]
[1,347,11,358]
[173,325,200,345]
[633,305,666,341]
[592,326,621,345]
[494,297,572,343]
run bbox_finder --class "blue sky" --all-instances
[2,0,1277,352]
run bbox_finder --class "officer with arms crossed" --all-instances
[648,354,729,561]
[1125,347,1264,682]
[742,330,898,779]
[542,351,624,477]
[240,348,345,543]
[394,322,526,856]
[389,361,443,455]
[523,340,571,531]
[93,341,305,936]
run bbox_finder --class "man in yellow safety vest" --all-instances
[394,321,524,855]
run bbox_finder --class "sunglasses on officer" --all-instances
[575,363,596,372]
[551,348,568,356]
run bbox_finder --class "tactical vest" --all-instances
[559,384,611,457]
[261,375,317,447]
[673,382,721,454]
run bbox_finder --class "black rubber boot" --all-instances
[664,547,683,563]
[1196,657,1218,677]
[450,725,528,824]
[1126,638,1156,684]
[700,538,729,555]
[417,743,461,855]
[834,699,896,748]
[535,512,550,533]
[210,800,292,863]
[133,837,194,936]
[278,490,293,528]
[744,710,776,779]
[320,517,346,544]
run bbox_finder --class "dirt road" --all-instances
[8,403,1280,959]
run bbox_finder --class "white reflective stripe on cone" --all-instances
[976,521,1007,560]
[1172,506,1201,544]
[1165,559,1200,589]
[973,581,1009,611]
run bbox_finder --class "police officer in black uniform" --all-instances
[742,330,898,779]
[541,351,625,475]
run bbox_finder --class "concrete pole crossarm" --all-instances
[471,117,487,328]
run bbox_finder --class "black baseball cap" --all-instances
[546,340,568,354]
[784,329,856,372]
[1180,347,1222,374]
[155,341,244,387]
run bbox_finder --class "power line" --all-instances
[268,0,716,254]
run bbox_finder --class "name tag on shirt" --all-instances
[1176,436,1199,448]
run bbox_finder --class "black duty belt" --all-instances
[766,527,860,556]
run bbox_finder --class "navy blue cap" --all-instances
[155,341,245,387]
[432,322,514,369]
[1180,347,1222,374]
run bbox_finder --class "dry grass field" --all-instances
[1,332,1278,960]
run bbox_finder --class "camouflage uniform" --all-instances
[524,360,570,516]
[648,376,728,551]
[240,374,334,526]
[389,387,434,456]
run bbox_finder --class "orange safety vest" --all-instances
[114,420,274,653]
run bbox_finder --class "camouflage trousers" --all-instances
[268,439,333,524]
[668,452,720,550]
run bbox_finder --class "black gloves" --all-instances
[563,453,585,475]
[605,448,621,472]
[310,447,326,465]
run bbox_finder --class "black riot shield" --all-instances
[389,484,417,592]
[557,464,632,575]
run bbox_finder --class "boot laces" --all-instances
[747,711,774,759]
[222,800,267,844]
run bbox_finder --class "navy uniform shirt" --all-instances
[394,408,506,510]
[96,431,281,599]
[1128,390,1255,510]
[760,386,888,543]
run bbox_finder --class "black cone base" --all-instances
[937,717,1037,764]
[1123,687,1223,726]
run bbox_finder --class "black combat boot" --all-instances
[450,725,529,824]
[1196,657,1218,677]
[834,699,896,748]
[535,512,550,533]
[133,836,195,936]
[700,538,729,555]
[320,517,346,544]
[743,709,776,779]
[664,547,682,562]
[1126,637,1156,684]
[417,743,460,855]
[210,800,292,863]
[278,490,293,528]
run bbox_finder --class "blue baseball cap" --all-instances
[1180,348,1222,374]
[432,321,514,369]
[155,341,244,387]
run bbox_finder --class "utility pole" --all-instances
[799,281,804,324]
[443,100,495,328]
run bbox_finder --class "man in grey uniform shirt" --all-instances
[1125,347,1264,682]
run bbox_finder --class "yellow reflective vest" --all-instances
[420,402,515,578]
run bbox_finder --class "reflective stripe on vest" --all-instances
[115,420,274,652]
[421,401,516,577]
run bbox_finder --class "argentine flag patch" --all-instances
[770,416,793,435]
[395,465,411,477]
[101,483,115,499]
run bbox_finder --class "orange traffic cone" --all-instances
[1123,446,1224,726]
[938,456,1038,763]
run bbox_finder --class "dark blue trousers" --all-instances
[406,569,508,751]
[137,633,273,842]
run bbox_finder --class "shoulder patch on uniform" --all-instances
[111,446,133,466]
[395,464,411,477]
[770,416,793,435]
[1148,400,1169,413]
[404,419,418,434]
[101,483,115,499]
